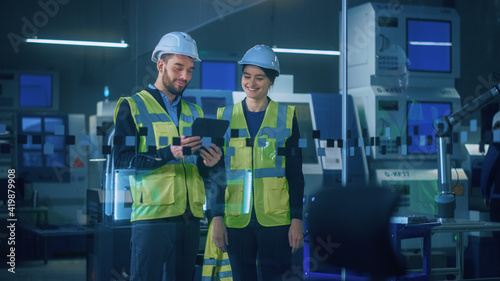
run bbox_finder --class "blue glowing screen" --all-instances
[201,61,236,91]
[20,74,53,107]
[407,19,451,72]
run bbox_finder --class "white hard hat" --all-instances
[492,111,500,129]
[152,31,201,63]
[238,45,280,74]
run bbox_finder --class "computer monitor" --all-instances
[407,19,452,73]
[0,70,60,111]
[201,61,237,91]
[346,3,460,88]
[20,74,53,108]
[407,101,451,154]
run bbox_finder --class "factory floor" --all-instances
[0,258,86,281]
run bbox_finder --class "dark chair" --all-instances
[307,185,405,280]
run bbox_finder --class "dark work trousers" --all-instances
[130,216,200,281]
[227,224,292,281]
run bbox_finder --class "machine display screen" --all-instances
[407,19,451,72]
[20,74,53,107]
[407,101,451,154]
[201,61,236,91]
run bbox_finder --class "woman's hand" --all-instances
[288,218,304,254]
[212,216,228,253]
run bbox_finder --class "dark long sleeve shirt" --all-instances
[211,98,305,221]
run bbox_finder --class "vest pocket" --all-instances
[263,177,289,214]
[187,165,206,206]
[254,138,277,169]
[225,183,244,216]
[130,168,176,207]
[229,138,252,170]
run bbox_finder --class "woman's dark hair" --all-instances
[242,65,279,85]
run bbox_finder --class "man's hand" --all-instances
[170,136,202,159]
[201,144,222,167]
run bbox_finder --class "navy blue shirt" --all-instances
[246,110,266,138]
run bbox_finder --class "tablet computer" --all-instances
[191,118,230,138]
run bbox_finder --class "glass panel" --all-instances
[45,135,65,150]
[44,117,64,133]
[23,151,43,167]
[46,152,66,167]
[22,117,42,133]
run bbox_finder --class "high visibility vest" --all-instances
[114,90,206,221]
[202,221,233,281]
[217,100,295,228]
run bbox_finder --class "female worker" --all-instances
[212,45,305,281]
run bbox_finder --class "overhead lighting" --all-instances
[272,47,340,56]
[25,38,128,48]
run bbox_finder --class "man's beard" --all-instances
[163,73,188,97]
[167,82,187,96]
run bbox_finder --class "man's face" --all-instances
[158,54,195,96]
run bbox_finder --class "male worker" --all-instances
[113,31,222,281]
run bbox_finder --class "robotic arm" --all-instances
[434,82,500,220]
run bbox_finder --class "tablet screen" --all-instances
[191,118,229,139]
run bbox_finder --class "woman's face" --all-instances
[241,65,271,101]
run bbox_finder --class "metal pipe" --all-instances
[435,135,455,220]
[104,127,115,217]
[341,0,348,187]
[436,136,451,194]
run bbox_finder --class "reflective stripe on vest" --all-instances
[114,90,206,221]
[217,100,295,227]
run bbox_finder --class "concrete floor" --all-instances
[0,258,86,281]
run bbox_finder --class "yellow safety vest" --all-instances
[217,100,295,228]
[202,221,233,281]
[114,90,206,221]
